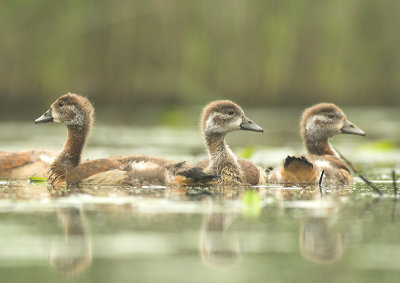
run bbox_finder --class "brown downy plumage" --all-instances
[117,156,219,186]
[268,103,366,186]
[0,150,57,179]
[196,100,266,186]
[35,93,217,188]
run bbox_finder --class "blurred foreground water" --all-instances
[0,107,399,282]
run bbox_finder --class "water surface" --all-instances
[0,107,399,282]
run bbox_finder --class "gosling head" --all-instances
[301,103,365,141]
[35,93,94,131]
[201,100,263,136]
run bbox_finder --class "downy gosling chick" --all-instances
[197,100,265,186]
[35,93,215,188]
[269,103,365,186]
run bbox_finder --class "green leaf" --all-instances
[239,146,255,159]
[28,177,47,184]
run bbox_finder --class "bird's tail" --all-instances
[281,156,319,185]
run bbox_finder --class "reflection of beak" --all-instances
[340,119,366,136]
[240,116,263,132]
[34,109,54,124]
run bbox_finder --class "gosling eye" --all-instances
[327,113,335,119]
[227,111,235,116]
[58,102,64,108]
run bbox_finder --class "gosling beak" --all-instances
[240,115,263,132]
[340,119,366,136]
[34,109,54,124]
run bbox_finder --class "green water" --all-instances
[0,107,399,282]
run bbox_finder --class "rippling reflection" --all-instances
[0,180,397,282]
[200,200,242,269]
[279,187,348,265]
[300,208,343,264]
[50,207,92,275]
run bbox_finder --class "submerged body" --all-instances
[268,103,365,186]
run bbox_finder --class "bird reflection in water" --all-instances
[199,199,242,269]
[299,207,343,264]
[276,185,348,265]
[49,207,92,275]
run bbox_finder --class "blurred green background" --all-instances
[1,0,399,122]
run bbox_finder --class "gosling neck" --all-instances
[303,132,336,156]
[61,125,89,165]
[49,124,91,183]
[204,132,242,185]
